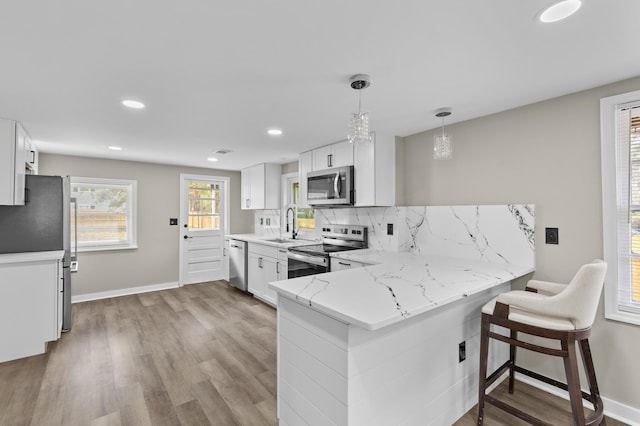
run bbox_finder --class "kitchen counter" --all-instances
[271,253,532,425]
[269,204,536,425]
[0,250,64,363]
[270,249,533,331]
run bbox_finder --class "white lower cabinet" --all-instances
[248,243,288,306]
[0,251,64,363]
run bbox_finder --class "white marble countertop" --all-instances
[226,233,318,248]
[269,249,534,331]
[0,250,65,265]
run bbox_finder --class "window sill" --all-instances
[605,310,640,327]
[77,244,138,253]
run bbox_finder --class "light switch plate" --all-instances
[545,227,559,244]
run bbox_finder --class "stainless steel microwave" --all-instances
[307,165,354,206]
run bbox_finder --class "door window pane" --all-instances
[188,182,220,230]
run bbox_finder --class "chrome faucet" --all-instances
[286,207,297,239]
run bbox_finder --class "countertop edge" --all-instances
[0,250,65,264]
[269,255,535,331]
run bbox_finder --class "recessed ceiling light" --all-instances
[267,129,283,136]
[207,157,219,162]
[538,0,582,23]
[108,146,123,151]
[121,99,145,109]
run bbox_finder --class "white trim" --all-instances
[516,373,640,425]
[281,172,297,237]
[71,281,179,303]
[600,89,640,325]
[71,176,138,252]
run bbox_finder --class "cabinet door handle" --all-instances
[338,261,351,266]
[328,154,333,168]
[276,262,280,274]
[246,199,251,208]
[29,150,35,164]
[259,257,263,268]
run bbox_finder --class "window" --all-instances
[292,181,315,232]
[70,177,137,251]
[188,181,221,230]
[282,173,315,238]
[601,90,640,325]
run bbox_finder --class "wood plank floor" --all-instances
[0,281,629,425]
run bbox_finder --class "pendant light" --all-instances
[348,74,372,144]
[433,108,453,160]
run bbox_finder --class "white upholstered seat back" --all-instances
[555,259,607,329]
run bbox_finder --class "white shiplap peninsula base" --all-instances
[270,204,536,425]
[277,284,511,426]
[278,271,510,426]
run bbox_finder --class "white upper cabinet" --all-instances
[25,136,39,175]
[353,133,396,207]
[0,119,31,206]
[300,133,395,207]
[312,139,353,170]
[241,163,281,210]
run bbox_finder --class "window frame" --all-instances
[281,172,315,239]
[600,89,640,325]
[70,176,138,252]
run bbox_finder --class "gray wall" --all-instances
[281,161,298,174]
[401,76,640,410]
[39,154,253,296]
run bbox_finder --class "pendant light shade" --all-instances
[348,74,372,144]
[433,108,453,160]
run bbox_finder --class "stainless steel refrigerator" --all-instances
[0,175,77,331]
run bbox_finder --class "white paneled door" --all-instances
[179,174,228,285]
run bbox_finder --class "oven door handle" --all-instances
[287,251,328,267]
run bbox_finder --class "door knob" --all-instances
[184,235,193,239]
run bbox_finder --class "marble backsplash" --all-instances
[253,210,281,236]
[316,204,535,269]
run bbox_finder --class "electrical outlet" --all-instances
[387,223,394,235]
[545,227,559,244]
[169,218,178,226]
[459,341,466,362]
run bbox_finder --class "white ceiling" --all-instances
[1,1,638,171]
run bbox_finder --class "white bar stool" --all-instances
[477,259,607,426]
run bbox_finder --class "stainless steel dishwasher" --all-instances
[228,239,248,291]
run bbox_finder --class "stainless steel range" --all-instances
[287,224,368,278]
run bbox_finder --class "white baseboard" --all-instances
[71,281,180,303]
[516,373,640,425]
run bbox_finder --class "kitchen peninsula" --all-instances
[268,204,535,425]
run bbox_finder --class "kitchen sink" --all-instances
[262,238,295,244]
